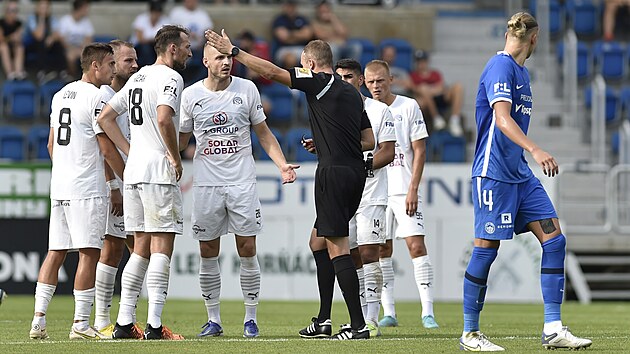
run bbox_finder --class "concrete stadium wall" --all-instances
[22,3,434,51]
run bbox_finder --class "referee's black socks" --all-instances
[313,249,335,322]
[332,254,366,330]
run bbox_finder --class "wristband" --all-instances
[107,180,120,191]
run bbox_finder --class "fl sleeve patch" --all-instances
[294,67,313,78]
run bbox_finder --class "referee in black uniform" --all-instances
[206,29,374,340]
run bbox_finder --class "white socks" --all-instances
[73,287,95,330]
[95,262,117,329]
[33,282,56,327]
[117,253,149,326]
[146,253,171,328]
[412,255,434,317]
[240,256,260,324]
[380,257,396,318]
[363,261,383,325]
[200,256,222,323]
[356,267,367,318]
[544,321,563,334]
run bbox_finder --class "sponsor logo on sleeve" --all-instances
[295,67,313,78]
[493,82,511,95]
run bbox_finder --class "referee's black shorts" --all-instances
[314,165,366,237]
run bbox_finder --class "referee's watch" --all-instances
[230,46,240,57]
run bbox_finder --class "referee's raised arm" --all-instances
[205,29,291,87]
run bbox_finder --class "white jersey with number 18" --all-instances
[50,80,107,200]
[108,64,184,185]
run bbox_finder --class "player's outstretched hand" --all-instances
[281,163,300,184]
[111,188,123,217]
[205,29,233,56]
[532,147,559,177]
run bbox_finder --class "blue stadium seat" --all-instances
[261,83,295,123]
[251,127,284,161]
[556,41,591,79]
[379,38,414,72]
[39,80,66,119]
[28,125,51,160]
[585,86,619,123]
[2,80,37,120]
[347,38,376,69]
[620,86,630,119]
[93,34,117,43]
[592,40,626,80]
[568,0,599,37]
[283,127,317,162]
[612,130,620,155]
[530,0,565,36]
[427,131,466,163]
[0,126,25,161]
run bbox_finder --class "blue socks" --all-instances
[463,247,498,332]
[541,234,566,324]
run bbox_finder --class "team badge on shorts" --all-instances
[484,222,496,234]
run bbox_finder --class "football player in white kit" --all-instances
[334,59,395,337]
[178,43,298,338]
[30,43,124,340]
[364,60,439,330]
[93,40,138,337]
[97,25,191,340]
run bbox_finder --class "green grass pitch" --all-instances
[1,295,629,353]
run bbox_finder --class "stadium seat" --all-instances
[251,127,284,161]
[585,86,619,123]
[0,126,25,161]
[592,40,626,80]
[556,41,591,79]
[379,38,414,72]
[261,83,295,123]
[427,131,466,163]
[28,125,51,160]
[283,127,317,162]
[38,80,66,119]
[568,0,599,37]
[93,34,117,43]
[530,0,565,36]
[620,86,630,119]
[347,37,376,69]
[612,130,620,155]
[2,80,37,120]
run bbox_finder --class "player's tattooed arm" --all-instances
[539,218,557,234]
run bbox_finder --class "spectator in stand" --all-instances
[410,50,464,137]
[312,1,360,63]
[25,0,66,83]
[131,0,171,67]
[0,0,26,80]
[57,0,94,79]
[380,44,413,96]
[170,0,212,80]
[603,0,630,41]
[272,0,313,69]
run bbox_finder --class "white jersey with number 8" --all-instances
[108,64,184,185]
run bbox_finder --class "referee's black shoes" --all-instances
[299,317,332,338]
[330,325,370,340]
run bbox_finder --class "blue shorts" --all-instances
[472,176,557,240]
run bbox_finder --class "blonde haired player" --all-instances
[30,42,124,340]
[93,39,139,337]
[364,59,439,330]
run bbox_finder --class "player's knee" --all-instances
[543,233,566,253]
[379,241,393,258]
[407,237,427,258]
[238,242,256,258]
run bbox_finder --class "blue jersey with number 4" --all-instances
[472,51,534,183]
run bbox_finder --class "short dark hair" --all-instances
[72,0,89,12]
[303,40,333,68]
[154,25,190,55]
[334,58,362,76]
[80,42,113,72]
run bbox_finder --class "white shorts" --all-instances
[349,204,386,249]
[191,184,262,241]
[49,197,107,250]
[386,194,425,239]
[124,183,183,234]
[105,210,126,238]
